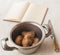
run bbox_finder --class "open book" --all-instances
[4,1,48,24]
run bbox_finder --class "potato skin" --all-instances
[22,31,35,47]
[22,38,33,47]
[15,35,23,46]
[22,31,35,39]
[32,37,39,46]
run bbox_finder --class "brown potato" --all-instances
[22,31,27,36]
[22,31,35,39]
[15,35,23,46]
[22,38,33,47]
[32,37,39,46]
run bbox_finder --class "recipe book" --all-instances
[4,1,48,24]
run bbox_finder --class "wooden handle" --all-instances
[54,38,60,52]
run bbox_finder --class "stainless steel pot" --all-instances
[1,22,52,54]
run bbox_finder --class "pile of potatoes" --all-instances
[15,31,39,47]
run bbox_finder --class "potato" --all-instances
[22,31,27,36]
[22,31,35,47]
[22,31,35,39]
[32,37,39,46]
[22,38,33,47]
[15,35,23,46]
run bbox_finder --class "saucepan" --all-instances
[1,22,51,54]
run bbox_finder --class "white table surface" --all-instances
[0,0,60,55]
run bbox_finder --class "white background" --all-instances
[0,0,60,55]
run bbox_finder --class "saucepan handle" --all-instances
[42,24,60,52]
[1,38,17,51]
[42,24,51,38]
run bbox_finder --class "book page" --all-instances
[22,3,48,24]
[4,1,30,22]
